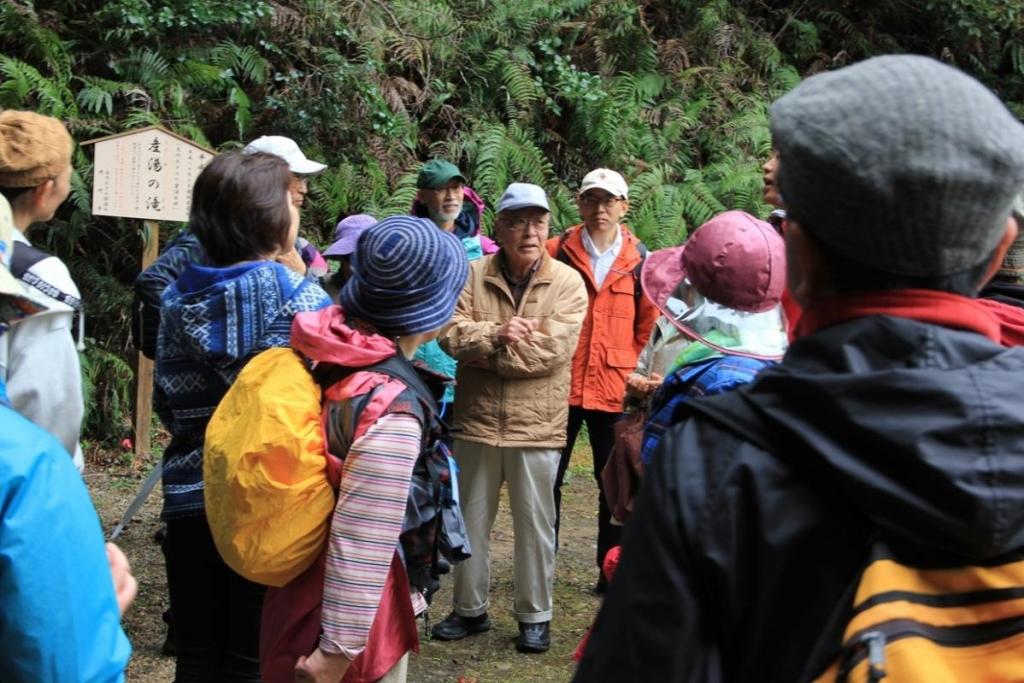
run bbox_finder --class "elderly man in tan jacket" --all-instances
[432,182,587,654]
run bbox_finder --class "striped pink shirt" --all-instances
[319,412,426,659]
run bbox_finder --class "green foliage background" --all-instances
[2,0,1023,441]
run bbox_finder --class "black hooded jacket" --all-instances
[575,314,1024,682]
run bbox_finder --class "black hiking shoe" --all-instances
[430,611,491,641]
[516,621,551,653]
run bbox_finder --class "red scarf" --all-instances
[978,298,1024,346]
[781,287,803,342]
[794,289,1016,344]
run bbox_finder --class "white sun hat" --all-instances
[243,135,327,175]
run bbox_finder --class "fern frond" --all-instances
[228,84,252,139]
[0,56,32,107]
[212,41,268,84]
[170,59,225,90]
[548,186,581,233]
[466,121,512,202]
[378,171,420,216]
[384,32,425,70]
[502,60,542,116]
[506,122,556,183]
[121,109,163,129]
[124,48,171,85]
[0,55,70,116]
[679,169,727,227]
[68,166,92,215]
[75,76,133,115]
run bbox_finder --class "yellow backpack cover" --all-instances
[813,549,1024,682]
[204,347,334,587]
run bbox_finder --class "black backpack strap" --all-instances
[633,239,648,305]
[312,355,437,416]
[311,361,357,392]
[11,242,83,311]
[554,228,572,265]
[367,355,438,420]
[556,227,648,306]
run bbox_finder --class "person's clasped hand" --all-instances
[643,372,664,395]
[495,317,538,347]
[625,372,663,397]
[625,373,648,397]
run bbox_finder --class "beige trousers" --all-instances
[451,439,560,623]
[376,652,409,683]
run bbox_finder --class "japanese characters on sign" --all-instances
[89,127,213,223]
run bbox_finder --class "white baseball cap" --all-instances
[579,168,628,199]
[242,135,327,176]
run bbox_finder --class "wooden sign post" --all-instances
[133,220,161,460]
[82,126,214,465]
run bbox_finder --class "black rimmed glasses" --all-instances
[505,217,550,233]
[579,194,622,208]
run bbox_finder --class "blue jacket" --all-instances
[0,393,131,681]
[156,261,330,519]
[132,231,326,359]
[132,231,208,360]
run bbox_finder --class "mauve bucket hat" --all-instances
[324,214,376,259]
[641,210,788,360]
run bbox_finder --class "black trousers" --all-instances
[554,406,622,569]
[164,515,265,682]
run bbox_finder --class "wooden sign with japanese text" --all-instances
[84,126,214,223]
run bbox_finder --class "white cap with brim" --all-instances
[580,168,628,199]
[497,183,550,213]
[243,135,327,176]
[0,196,49,323]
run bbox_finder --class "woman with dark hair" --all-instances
[155,151,331,682]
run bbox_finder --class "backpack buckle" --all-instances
[861,631,887,682]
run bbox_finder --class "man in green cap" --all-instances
[411,160,498,423]
[413,160,495,252]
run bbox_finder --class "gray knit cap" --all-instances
[771,55,1024,277]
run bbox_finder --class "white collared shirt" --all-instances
[581,225,623,289]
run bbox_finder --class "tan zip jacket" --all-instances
[439,252,587,448]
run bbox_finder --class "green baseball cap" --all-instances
[417,159,465,189]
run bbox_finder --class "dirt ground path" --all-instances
[87,444,602,682]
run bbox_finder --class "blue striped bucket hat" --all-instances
[339,215,470,336]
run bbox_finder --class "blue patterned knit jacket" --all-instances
[155,261,331,520]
